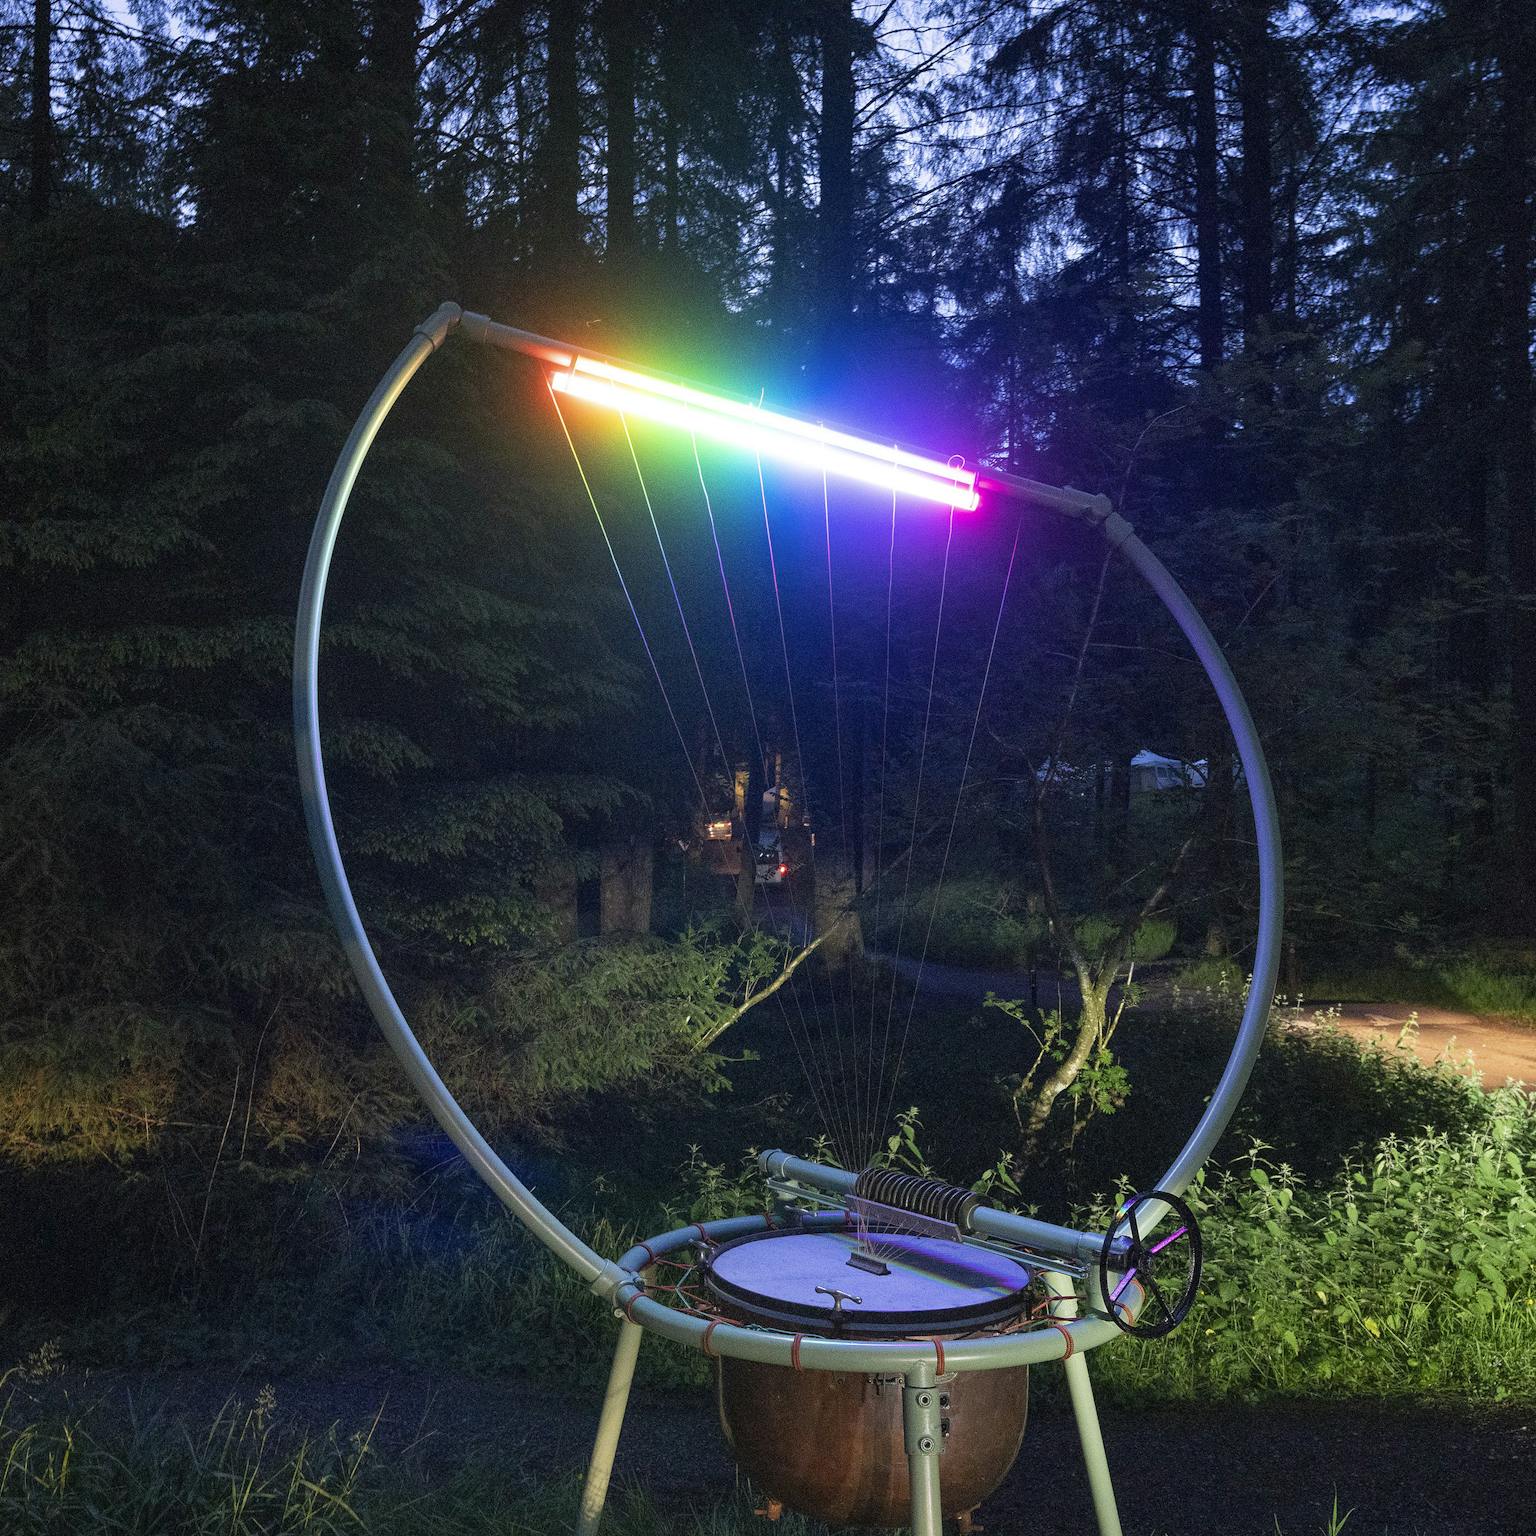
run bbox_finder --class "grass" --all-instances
[0,1375,1398,1535]
[867,876,1176,973]
[0,1376,683,1535]
[31,1041,1535,1411]
[1300,954,1536,1022]
[6,1031,1522,1532]
[1438,958,1536,1020]
[12,1202,707,1393]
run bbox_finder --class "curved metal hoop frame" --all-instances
[293,302,1284,1385]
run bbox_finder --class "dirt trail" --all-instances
[11,1365,1530,1535]
[1296,1004,1536,1088]
[878,949,1536,1089]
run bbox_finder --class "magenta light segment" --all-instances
[549,357,980,512]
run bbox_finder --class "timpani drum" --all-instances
[704,1227,1034,1526]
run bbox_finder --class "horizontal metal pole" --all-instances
[449,304,1110,526]
[758,1150,1114,1265]
[460,309,576,368]
[977,470,1115,524]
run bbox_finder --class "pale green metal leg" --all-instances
[903,1360,945,1536]
[1045,1271,1124,1536]
[577,1316,644,1536]
[1062,1345,1123,1536]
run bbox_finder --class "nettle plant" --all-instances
[1094,1078,1536,1402]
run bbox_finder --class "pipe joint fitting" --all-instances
[413,302,463,351]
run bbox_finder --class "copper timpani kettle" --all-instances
[703,1227,1033,1527]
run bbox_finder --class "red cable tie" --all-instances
[1048,1321,1074,1359]
[702,1320,723,1358]
[693,1223,711,1245]
[933,1338,946,1375]
[791,1333,805,1371]
[762,1208,777,1229]
[636,1241,658,1267]
[623,1290,645,1324]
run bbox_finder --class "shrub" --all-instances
[1436,959,1536,1021]
[1172,955,1246,996]
[872,877,1044,971]
[1074,913,1177,964]
[1301,953,1536,1021]
[1092,1083,1536,1403]
[873,881,1176,972]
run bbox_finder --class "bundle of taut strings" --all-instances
[546,380,1023,1180]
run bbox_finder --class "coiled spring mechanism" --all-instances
[852,1168,981,1233]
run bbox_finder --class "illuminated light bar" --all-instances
[549,357,980,512]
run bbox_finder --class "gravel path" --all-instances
[14,1364,1530,1534]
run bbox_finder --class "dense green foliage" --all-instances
[5,1011,1526,1407]
[1301,956,1536,1022]
[1097,1084,1536,1403]
[871,876,1176,973]
[1,0,1533,1160]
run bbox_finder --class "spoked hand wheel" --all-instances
[1098,1189,1202,1338]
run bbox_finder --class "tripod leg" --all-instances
[577,1315,644,1536]
[1043,1271,1124,1536]
[903,1361,945,1536]
[1062,1347,1123,1536]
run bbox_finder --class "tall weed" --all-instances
[1093,1084,1536,1401]
[0,1375,1386,1534]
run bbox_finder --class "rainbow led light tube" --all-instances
[550,355,980,512]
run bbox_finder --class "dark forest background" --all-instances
[2,0,1534,1211]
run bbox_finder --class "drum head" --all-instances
[703,1227,1031,1336]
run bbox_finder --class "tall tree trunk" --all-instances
[1192,0,1235,939]
[602,0,637,259]
[1200,742,1235,956]
[767,14,800,327]
[1006,217,1025,468]
[815,0,855,383]
[600,840,653,934]
[512,20,530,235]
[1236,0,1273,346]
[1191,0,1223,374]
[814,851,863,966]
[1497,4,1536,928]
[27,0,52,376]
[543,0,582,257]
[660,28,680,252]
[1103,754,1131,905]
[365,0,421,229]
[1279,170,1300,321]
[1111,29,1133,359]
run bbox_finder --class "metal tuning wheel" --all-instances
[1098,1189,1202,1338]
